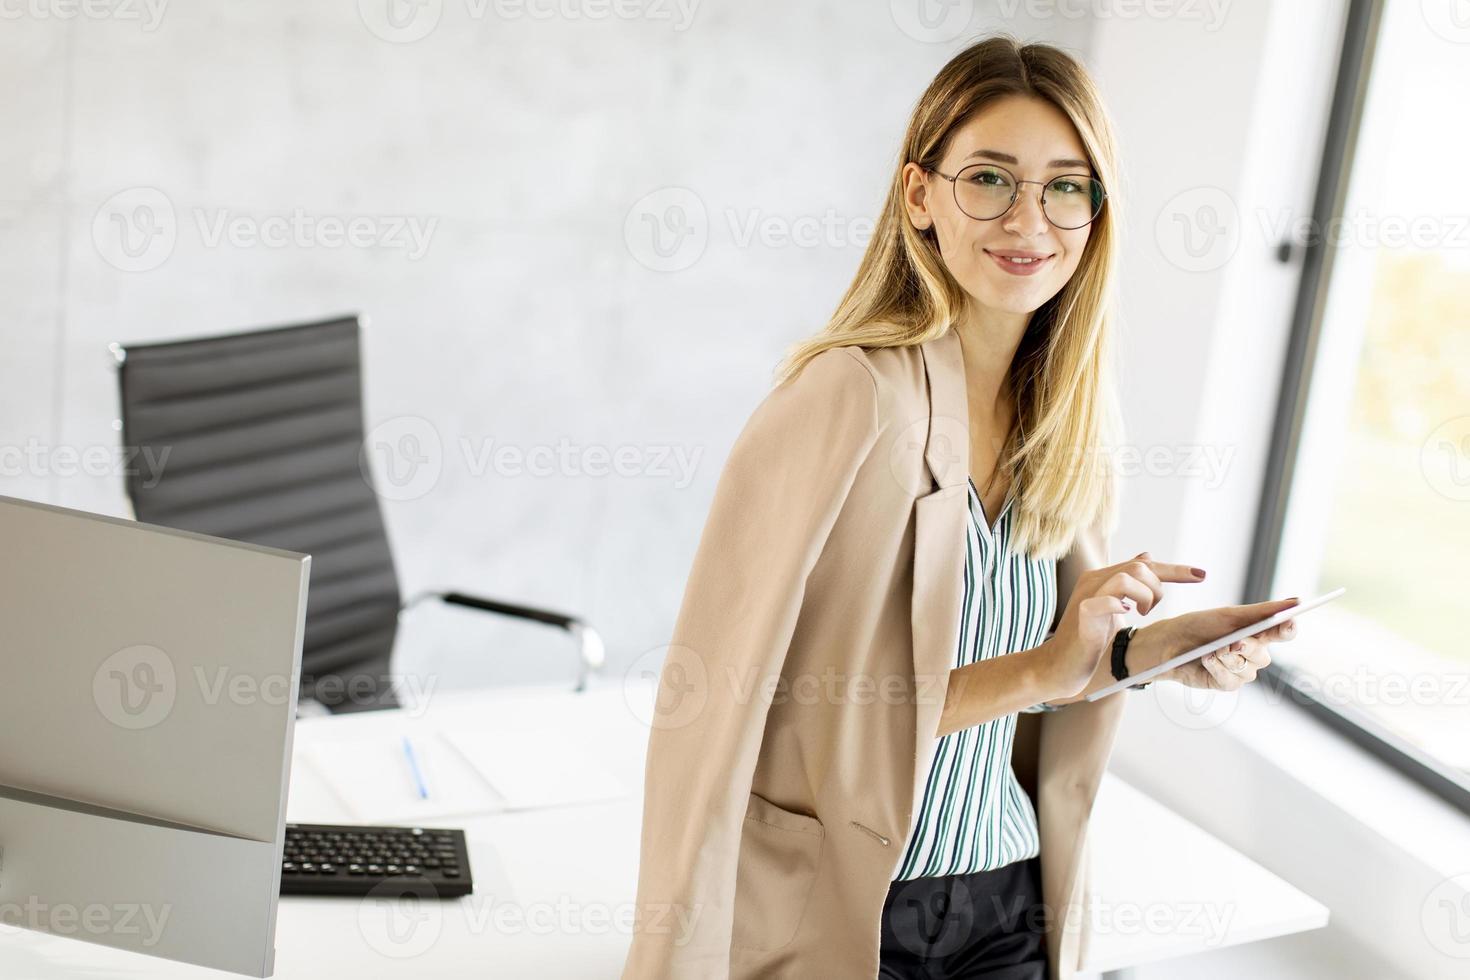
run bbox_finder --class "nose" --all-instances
[1000,182,1050,238]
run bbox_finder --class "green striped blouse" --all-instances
[892,475,1059,881]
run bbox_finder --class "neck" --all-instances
[953,304,1029,420]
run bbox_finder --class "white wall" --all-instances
[0,3,1092,690]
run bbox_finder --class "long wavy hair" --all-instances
[774,33,1125,560]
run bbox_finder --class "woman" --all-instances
[621,35,1300,980]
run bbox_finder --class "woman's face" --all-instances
[903,95,1095,317]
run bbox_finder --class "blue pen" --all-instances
[401,735,430,800]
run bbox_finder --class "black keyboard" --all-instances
[279,822,474,898]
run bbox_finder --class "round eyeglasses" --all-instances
[926,162,1107,230]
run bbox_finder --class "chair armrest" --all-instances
[400,590,606,691]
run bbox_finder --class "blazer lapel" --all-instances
[918,327,969,490]
[907,329,971,809]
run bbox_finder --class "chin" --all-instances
[970,285,1049,316]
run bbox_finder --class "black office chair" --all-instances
[110,313,604,713]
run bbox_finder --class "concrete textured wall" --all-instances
[1,2,1091,689]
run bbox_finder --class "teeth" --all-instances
[1001,255,1039,264]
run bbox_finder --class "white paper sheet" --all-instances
[439,725,627,811]
[303,733,502,822]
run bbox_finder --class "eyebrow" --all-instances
[963,148,1093,172]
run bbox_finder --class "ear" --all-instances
[901,162,934,231]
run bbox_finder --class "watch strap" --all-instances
[1109,625,1150,690]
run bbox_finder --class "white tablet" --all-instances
[1083,586,1346,701]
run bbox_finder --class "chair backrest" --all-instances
[115,315,401,712]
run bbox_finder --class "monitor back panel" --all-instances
[0,495,310,975]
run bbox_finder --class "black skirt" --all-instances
[878,855,1049,979]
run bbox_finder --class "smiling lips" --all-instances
[985,248,1054,276]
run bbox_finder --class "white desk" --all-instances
[1080,775,1330,977]
[0,679,657,980]
[0,679,1328,979]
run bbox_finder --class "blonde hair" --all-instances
[774,33,1124,559]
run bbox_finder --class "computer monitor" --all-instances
[0,494,310,977]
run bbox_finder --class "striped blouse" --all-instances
[892,475,1059,881]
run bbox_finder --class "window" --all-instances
[1251,0,1470,811]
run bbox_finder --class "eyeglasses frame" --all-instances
[924,162,1108,230]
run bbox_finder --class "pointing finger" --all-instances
[1144,560,1207,584]
[1116,554,1205,586]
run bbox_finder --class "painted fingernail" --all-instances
[1191,567,1206,578]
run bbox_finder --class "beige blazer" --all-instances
[622,327,1127,979]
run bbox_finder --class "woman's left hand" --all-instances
[1130,597,1302,692]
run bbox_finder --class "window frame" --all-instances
[1243,0,1470,816]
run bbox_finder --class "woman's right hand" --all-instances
[1045,552,1206,698]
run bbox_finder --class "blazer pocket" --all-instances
[730,791,825,953]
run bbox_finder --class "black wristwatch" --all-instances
[1110,626,1151,690]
